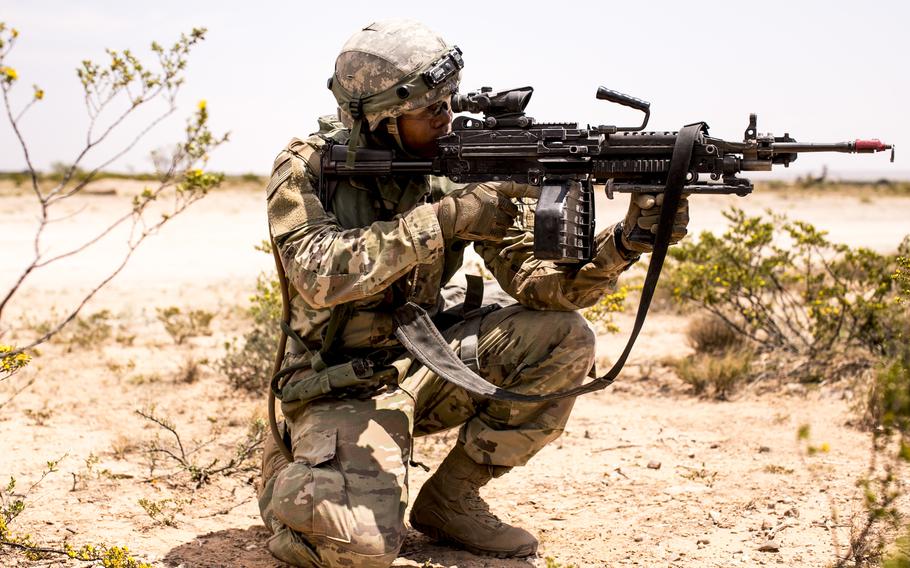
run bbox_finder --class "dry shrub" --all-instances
[673,349,753,400]
[59,309,113,350]
[156,307,215,345]
[110,434,138,460]
[686,313,745,354]
[175,356,207,384]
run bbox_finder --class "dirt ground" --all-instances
[1,181,909,567]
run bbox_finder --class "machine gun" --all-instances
[322,86,894,263]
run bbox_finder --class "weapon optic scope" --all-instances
[451,86,533,116]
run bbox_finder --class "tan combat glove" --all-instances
[436,181,536,242]
[620,192,690,256]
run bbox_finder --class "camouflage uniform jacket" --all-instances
[266,115,635,355]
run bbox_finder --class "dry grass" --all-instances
[686,313,745,354]
[673,349,754,400]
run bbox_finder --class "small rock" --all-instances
[710,443,719,449]
[759,446,771,453]
[647,461,662,470]
[758,539,780,552]
[688,452,696,458]
[784,507,799,518]
[243,543,257,551]
[633,535,644,542]
[697,538,710,545]
[709,510,722,525]
[761,519,774,531]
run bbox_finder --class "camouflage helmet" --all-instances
[330,19,463,132]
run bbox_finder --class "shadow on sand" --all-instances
[163,526,537,567]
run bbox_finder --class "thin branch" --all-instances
[49,82,171,200]
[1,85,41,200]
[11,237,141,354]
[34,197,151,268]
[13,97,37,123]
[47,102,175,204]
[0,375,37,409]
[135,409,187,462]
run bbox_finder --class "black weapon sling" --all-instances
[392,122,704,402]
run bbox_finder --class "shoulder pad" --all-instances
[266,135,321,199]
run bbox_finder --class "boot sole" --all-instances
[410,518,538,559]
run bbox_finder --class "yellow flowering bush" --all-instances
[0,65,17,83]
[0,344,30,379]
[583,285,634,333]
[664,208,910,371]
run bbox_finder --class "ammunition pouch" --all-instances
[274,356,399,406]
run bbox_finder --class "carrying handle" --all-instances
[596,87,651,132]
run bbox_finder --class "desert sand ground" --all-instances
[1,180,908,567]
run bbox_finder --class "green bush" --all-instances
[665,208,909,379]
[884,528,910,568]
[896,257,910,302]
[217,270,281,393]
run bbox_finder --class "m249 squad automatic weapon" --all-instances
[322,85,894,264]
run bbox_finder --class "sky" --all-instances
[2,0,908,179]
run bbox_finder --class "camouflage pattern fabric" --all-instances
[332,19,461,130]
[259,115,636,567]
[259,304,595,567]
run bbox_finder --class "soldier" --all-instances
[258,18,689,568]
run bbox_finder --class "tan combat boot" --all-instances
[409,442,538,558]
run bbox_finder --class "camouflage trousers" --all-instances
[258,305,595,568]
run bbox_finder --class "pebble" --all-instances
[759,446,771,453]
[697,538,710,545]
[758,539,780,552]
[709,510,721,525]
[761,519,774,530]
[633,535,644,542]
[647,461,662,470]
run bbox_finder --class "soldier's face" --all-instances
[395,97,453,158]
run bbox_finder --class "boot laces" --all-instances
[462,485,505,530]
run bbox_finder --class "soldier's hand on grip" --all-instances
[435,182,521,242]
[621,192,689,254]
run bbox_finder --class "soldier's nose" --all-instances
[432,107,453,130]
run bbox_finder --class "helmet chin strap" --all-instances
[385,117,420,158]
